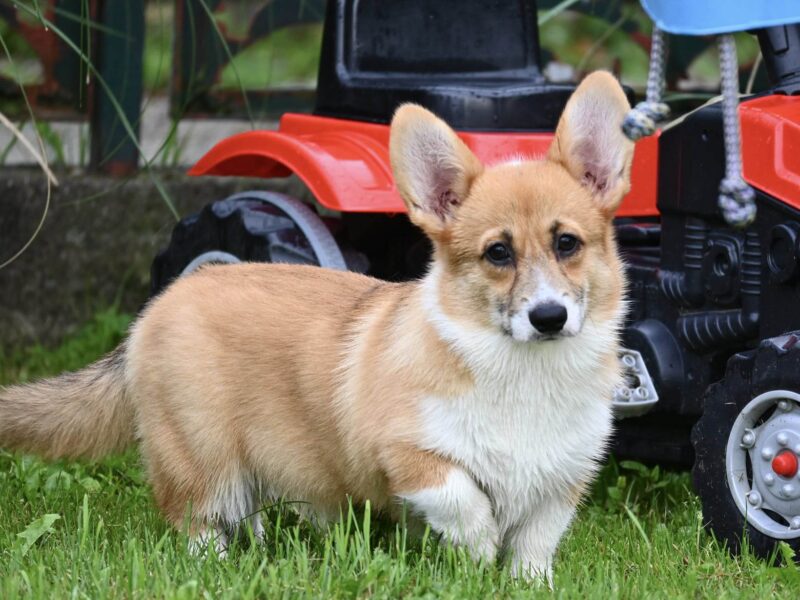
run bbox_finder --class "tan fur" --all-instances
[432,160,624,334]
[0,347,133,460]
[548,71,634,218]
[0,72,632,564]
[567,480,591,509]
[121,265,464,525]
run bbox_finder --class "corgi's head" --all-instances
[390,71,633,343]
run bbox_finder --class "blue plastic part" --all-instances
[641,0,800,35]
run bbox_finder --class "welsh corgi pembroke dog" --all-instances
[0,72,633,581]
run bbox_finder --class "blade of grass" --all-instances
[538,0,583,26]
[89,0,142,171]
[100,1,219,168]
[575,11,628,75]
[80,0,88,106]
[663,92,716,102]
[0,124,20,162]
[105,1,181,169]
[0,24,54,271]
[746,52,762,95]
[623,503,651,550]
[14,2,180,220]
[0,111,58,185]
[50,2,127,37]
[193,0,255,128]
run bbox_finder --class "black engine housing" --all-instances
[616,97,800,465]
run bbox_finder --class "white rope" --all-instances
[717,34,756,228]
[622,26,671,141]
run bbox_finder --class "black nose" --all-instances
[529,302,568,334]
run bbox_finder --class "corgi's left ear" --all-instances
[548,71,635,218]
[390,104,483,239]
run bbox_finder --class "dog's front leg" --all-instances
[387,447,499,562]
[506,493,577,585]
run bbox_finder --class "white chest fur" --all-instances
[417,365,613,532]
[417,271,619,534]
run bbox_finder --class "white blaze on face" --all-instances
[508,269,585,342]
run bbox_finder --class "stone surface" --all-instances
[0,167,308,349]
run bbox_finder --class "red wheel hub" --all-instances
[772,451,799,478]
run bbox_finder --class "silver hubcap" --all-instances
[726,390,800,539]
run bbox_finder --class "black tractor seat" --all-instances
[314,0,577,131]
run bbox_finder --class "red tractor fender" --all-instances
[190,113,659,217]
[741,94,800,211]
[189,114,402,213]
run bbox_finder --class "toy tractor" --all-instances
[152,0,800,560]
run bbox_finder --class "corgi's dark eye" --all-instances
[555,233,581,258]
[485,242,513,265]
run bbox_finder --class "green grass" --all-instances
[1,310,799,598]
[0,308,133,385]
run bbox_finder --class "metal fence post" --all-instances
[90,0,144,175]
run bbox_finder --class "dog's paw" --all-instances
[447,514,500,563]
[399,468,500,563]
[188,526,229,558]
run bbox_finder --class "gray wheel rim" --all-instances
[181,250,241,277]
[225,191,347,271]
[726,389,800,539]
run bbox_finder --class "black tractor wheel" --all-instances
[151,191,354,296]
[692,333,800,560]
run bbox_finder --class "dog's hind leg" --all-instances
[146,441,259,557]
[199,467,264,550]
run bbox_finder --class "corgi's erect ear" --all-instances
[548,71,635,218]
[390,104,483,237]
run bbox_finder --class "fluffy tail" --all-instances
[0,345,135,460]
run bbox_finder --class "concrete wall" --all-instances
[0,168,306,349]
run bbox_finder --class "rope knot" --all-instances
[718,177,756,228]
[621,101,670,141]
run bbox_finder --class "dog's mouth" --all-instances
[530,331,578,342]
[500,326,573,343]
[536,333,560,342]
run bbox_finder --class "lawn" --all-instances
[1,310,799,598]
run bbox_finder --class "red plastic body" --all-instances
[741,95,800,211]
[189,113,660,217]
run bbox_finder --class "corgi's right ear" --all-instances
[390,104,483,239]
[547,71,634,219]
